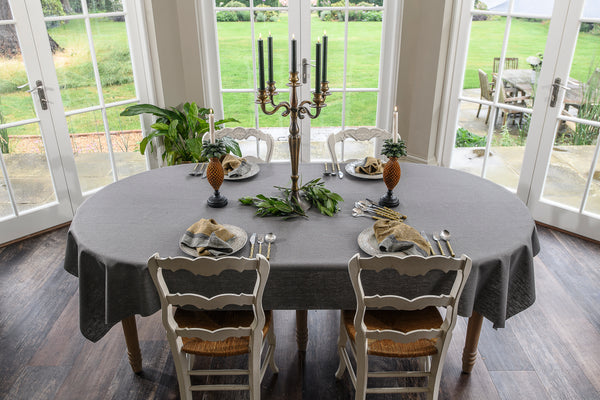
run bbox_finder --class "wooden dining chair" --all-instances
[327,127,391,165]
[208,127,274,163]
[493,56,519,73]
[497,84,530,127]
[335,254,472,400]
[147,253,278,400]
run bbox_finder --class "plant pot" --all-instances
[379,156,400,207]
[206,157,227,208]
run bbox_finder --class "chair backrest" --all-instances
[478,69,493,101]
[215,127,274,163]
[327,127,391,165]
[347,254,472,346]
[148,254,270,342]
[493,57,519,73]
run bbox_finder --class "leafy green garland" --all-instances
[239,178,343,218]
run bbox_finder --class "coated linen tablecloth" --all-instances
[64,163,539,341]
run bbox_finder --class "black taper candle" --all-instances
[258,35,265,90]
[291,35,297,73]
[315,40,321,94]
[322,33,328,82]
[268,34,274,83]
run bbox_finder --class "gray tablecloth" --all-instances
[64,163,539,341]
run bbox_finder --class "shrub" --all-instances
[319,10,333,21]
[455,127,486,147]
[224,1,250,22]
[255,4,279,22]
[216,11,238,22]
[362,10,382,21]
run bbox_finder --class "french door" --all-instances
[0,0,151,244]
[199,0,400,163]
[443,0,600,241]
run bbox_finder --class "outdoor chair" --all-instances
[206,127,274,163]
[493,57,519,73]
[327,127,391,166]
[477,69,494,123]
[497,84,530,127]
[335,254,472,400]
[147,253,278,400]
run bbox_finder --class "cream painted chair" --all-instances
[335,254,472,400]
[326,127,391,166]
[212,127,274,163]
[148,253,278,400]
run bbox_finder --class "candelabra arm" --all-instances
[259,100,291,116]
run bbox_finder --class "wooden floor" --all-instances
[1,225,599,400]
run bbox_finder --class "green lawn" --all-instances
[1,16,598,137]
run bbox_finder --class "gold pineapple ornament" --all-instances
[379,135,406,208]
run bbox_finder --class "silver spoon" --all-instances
[432,233,446,256]
[265,232,276,260]
[336,162,344,179]
[257,234,264,255]
[440,229,455,257]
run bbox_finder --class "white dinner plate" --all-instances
[345,160,383,180]
[357,227,406,256]
[180,224,248,257]
[224,163,260,181]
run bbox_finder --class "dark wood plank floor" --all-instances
[1,225,599,400]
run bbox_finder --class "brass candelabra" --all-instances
[256,74,331,208]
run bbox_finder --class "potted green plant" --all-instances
[120,102,241,165]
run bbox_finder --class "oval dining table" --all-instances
[63,162,539,375]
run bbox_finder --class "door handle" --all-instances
[27,80,48,110]
[550,77,569,108]
[302,58,313,84]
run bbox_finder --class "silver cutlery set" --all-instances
[323,162,344,179]
[189,163,208,178]
[422,230,455,257]
[352,199,407,221]
[249,232,276,260]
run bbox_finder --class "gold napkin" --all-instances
[373,219,430,256]
[180,218,235,256]
[355,157,384,175]
[221,154,246,174]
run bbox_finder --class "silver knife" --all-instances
[249,233,256,257]
[420,231,435,255]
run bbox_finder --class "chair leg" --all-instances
[249,336,262,400]
[266,326,279,374]
[485,106,491,124]
[334,311,348,379]
[476,103,482,118]
[174,350,193,400]
[355,345,368,400]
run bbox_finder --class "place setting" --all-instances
[179,218,248,257]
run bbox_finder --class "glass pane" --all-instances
[462,17,505,100]
[0,40,37,122]
[0,159,13,219]
[223,92,255,128]
[583,0,600,19]
[450,101,487,177]
[217,15,253,89]
[585,149,600,216]
[543,121,599,211]
[346,17,381,88]
[3,124,58,213]
[87,0,123,13]
[311,11,343,89]
[345,91,377,127]
[485,107,529,191]
[106,106,145,179]
[1,0,13,19]
[568,22,599,117]
[502,17,551,107]
[47,19,98,111]
[90,17,135,104]
[67,111,113,193]
[309,91,341,162]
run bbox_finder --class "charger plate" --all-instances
[224,163,260,181]
[345,160,383,180]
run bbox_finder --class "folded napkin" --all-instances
[180,218,235,256]
[221,154,252,177]
[373,219,430,256]
[355,157,384,175]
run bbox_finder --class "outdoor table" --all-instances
[63,162,539,374]
[499,69,583,109]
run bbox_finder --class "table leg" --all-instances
[461,311,484,374]
[295,310,308,352]
[121,315,143,373]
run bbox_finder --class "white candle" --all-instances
[393,106,398,143]
[209,110,215,144]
